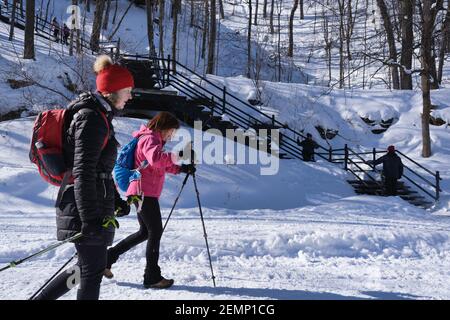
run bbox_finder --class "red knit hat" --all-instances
[96,64,134,94]
[387,145,395,153]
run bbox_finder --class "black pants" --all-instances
[107,197,163,284]
[34,243,107,300]
[302,152,315,162]
[384,177,398,196]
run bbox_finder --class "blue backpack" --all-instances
[114,136,148,192]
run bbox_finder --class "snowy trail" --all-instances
[1,196,450,300]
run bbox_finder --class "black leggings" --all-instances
[33,243,107,300]
[107,197,163,284]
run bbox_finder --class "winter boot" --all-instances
[144,277,174,289]
[103,268,114,279]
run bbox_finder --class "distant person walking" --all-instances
[297,133,319,162]
[62,23,70,45]
[51,17,60,43]
[368,145,404,196]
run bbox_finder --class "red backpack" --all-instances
[29,107,110,186]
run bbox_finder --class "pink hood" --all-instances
[126,125,181,198]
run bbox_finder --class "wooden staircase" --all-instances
[347,179,435,209]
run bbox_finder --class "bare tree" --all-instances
[219,0,225,19]
[376,0,399,89]
[202,0,209,60]
[338,0,345,88]
[24,0,35,60]
[112,0,119,24]
[207,0,217,74]
[420,0,443,157]
[172,0,181,70]
[254,0,259,25]
[288,0,299,57]
[247,0,253,77]
[399,0,413,89]
[300,0,304,19]
[108,0,133,40]
[263,0,268,18]
[146,0,156,56]
[159,0,165,59]
[9,0,18,41]
[90,0,105,52]
[102,0,111,30]
[270,0,275,34]
[438,0,450,84]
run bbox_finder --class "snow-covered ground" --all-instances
[1,117,450,300]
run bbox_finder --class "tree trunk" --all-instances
[202,0,209,60]
[270,0,274,34]
[172,0,180,71]
[420,0,443,157]
[430,35,439,89]
[19,0,24,18]
[247,0,252,77]
[207,0,216,74]
[190,0,195,26]
[90,0,105,52]
[102,0,111,30]
[86,0,90,13]
[438,0,450,84]
[263,0,267,18]
[376,0,400,89]
[23,0,35,59]
[288,0,298,57]
[254,0,258,25]
[399,0,413,90]
[218,0,225,19]
[338,0,345,88]
[44,0,49,22]
[159,0,165,59]
[69,0,78,56]
[300,0,304,19]
[112,0,118,24]
[146,0,155,56]
[9,0,18,41]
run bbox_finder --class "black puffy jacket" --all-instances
[56,92,120,246]
[373,153,404,179]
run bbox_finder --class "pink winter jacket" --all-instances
[126,125,181,198]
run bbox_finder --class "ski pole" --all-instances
[28,252,77,300]
[0,233,82,273]
[191,171,216,288]
[162,173,190,233]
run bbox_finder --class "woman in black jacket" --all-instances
[34,55,134,300]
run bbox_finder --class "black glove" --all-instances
[180,164,196,174]
[115,197,130,217]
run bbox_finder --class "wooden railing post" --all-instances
[166,54,171,86]
[222,86,226,114]
[328,147,333,162]
[436,171,440,201]
[372,147,376,163]
[344,144,348,171]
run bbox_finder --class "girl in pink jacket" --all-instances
[105,112,194,289]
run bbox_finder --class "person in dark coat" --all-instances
[298,133,319,161]
[368,145,404,196]
[62,23,70,45]
[51,17,60,43]
[34,55,134,300]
